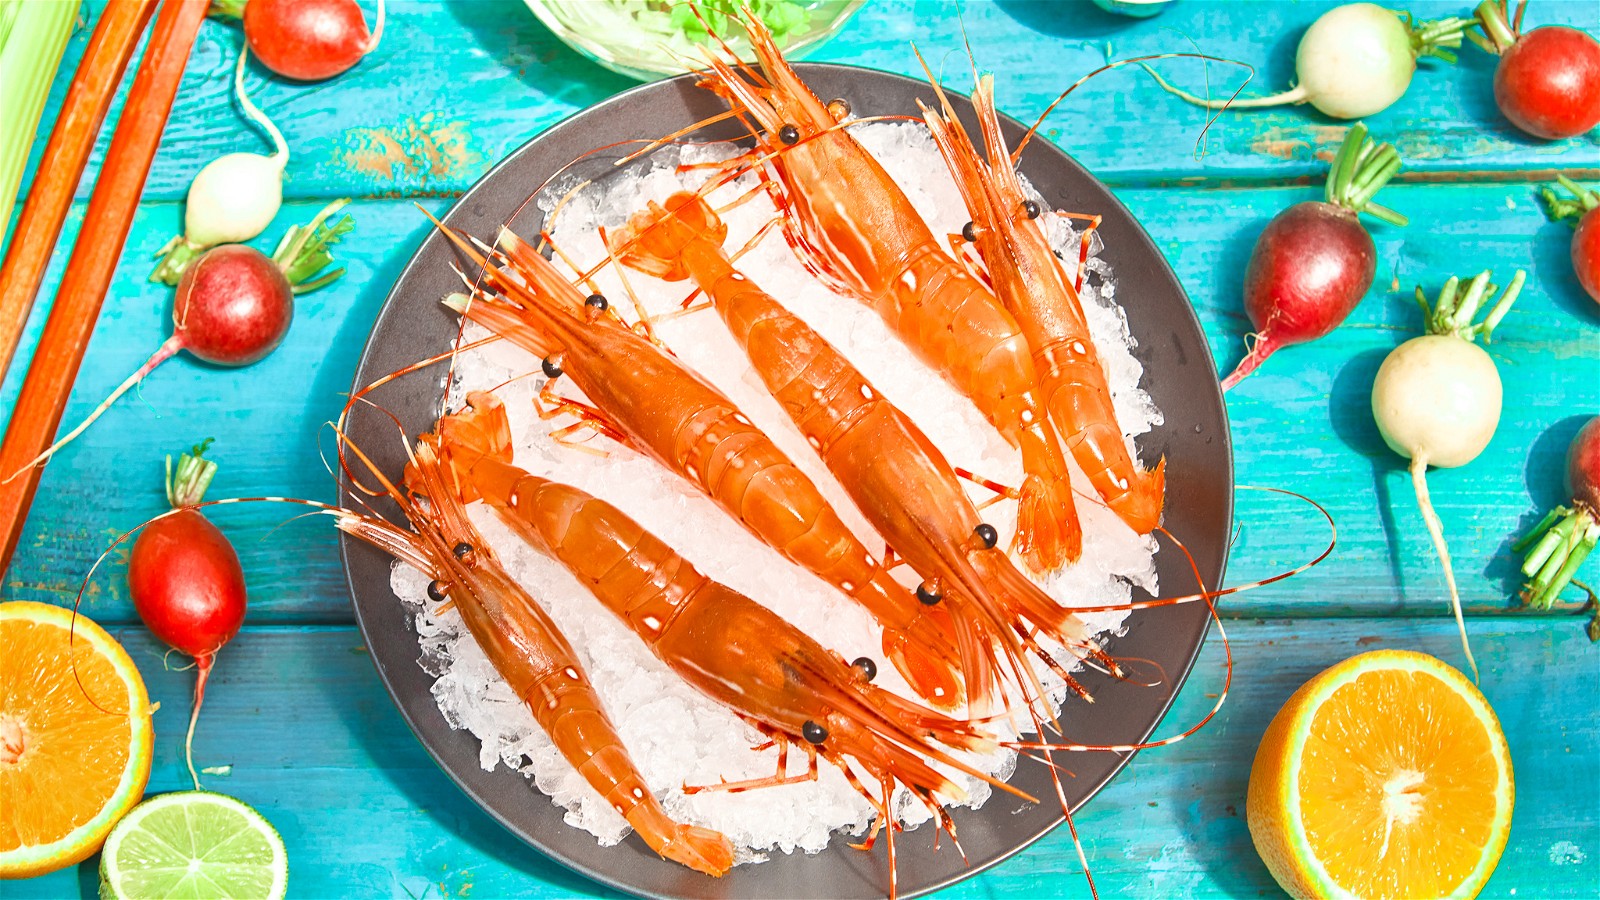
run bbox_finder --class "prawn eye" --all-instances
[585,293,608,311]
[961,221,977,242]
[1022,200,1042,219]
[453,542,474,560]
[541,355,564,379]
[826,98,851,120]
[973,523,998,549]
[850,657,878,681]
[427,580,449,602]
[802,720,828,744]
[778,124,800,145]
[916,580,943,605]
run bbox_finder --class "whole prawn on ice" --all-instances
[688,14,1083,573]
[611,189,1116,720]
[423,393,1030,899]
[330,432,735,877]
[919,72,1165,533]
[430,218,967,710]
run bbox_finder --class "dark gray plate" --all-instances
[340,64,1233,900]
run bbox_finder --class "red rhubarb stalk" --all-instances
[0,0,208,569]
[0,0,158,378]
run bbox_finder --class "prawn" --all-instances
[428,216,968,710]
[611,190,1112,720]
[688,13,1082,574]
[919,74,1166,534]
[333,429,735,877]
[423,392,1031,900]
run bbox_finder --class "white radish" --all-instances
[151,46,288,284]
[1371,270,1524,681]
[1145,3,1470,119]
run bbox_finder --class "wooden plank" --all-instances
[0,198,449,623]
[2,183,1593,624]
[13,0,1600,209]
[7,619,1595,898]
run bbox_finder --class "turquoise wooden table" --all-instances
[6,1,1599,897]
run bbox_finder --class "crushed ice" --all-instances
[388,122,1163,859]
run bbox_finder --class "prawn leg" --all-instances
[338,436,733,878]
[425,219,968,710]
[612,190,1100,719]
[687,18,1084,574]
[921,74,1167,534]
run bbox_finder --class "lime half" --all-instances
[99,791,287,900]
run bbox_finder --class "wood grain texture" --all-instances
[3,187,1592,624]
[8,619,1595,899]
[0,0,209,568]
[10,0,1600,211]
[5,2,1598,897]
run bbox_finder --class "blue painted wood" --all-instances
[8,619,1596,900]
[3,186,1592,623]
[5,0,1599,897]
[10,0,1600,214]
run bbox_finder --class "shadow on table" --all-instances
[1206,211,1276,372]
[1482,413,1596,604]
[303,207,442,459]
[1329,345,1409,593]
[994,0,1151,39]
[1531,216,1600,325]
[328,668,622,899]
[443,0,636,104]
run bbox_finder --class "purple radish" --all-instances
[1223,123,1407,390]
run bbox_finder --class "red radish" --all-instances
[12,200,353,474]
[1470,0,1600,139]
[1540,174,1600,305]
[1372,270,1523,680]
[0,0,207,570]
[1222,123,1407,389]
[127,439,246,788]
[1515,416,1600,637]
[211,0,385,82]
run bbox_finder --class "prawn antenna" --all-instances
[1014,52,1255,162]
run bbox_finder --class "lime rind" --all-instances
[99,791,287,900]
[1283,650,1513,900]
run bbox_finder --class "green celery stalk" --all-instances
[0,0,78,241]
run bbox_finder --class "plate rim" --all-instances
[339,61,1234,900]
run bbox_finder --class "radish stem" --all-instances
[150,44,290,284]
[1137,67,1306,109]
[1541,174,1599,225]
[1374,270,1522,683]
[272,198,354,292]
[235,46,288,164]
[1470,0,1522,54]
[1143,6,1467,116]
[5,335,184,480]
[167,438,218,507]
[185,653,213,790]
[1326,123,1408,225]
[369,0,385,50]
[1515,506,1599,608]
[1411,456,1478,681]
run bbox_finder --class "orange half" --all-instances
[0,601,154,878]
[1247,649,1514,900]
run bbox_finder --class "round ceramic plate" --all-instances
[340,64,1233,899]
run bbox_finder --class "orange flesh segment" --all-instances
[1299,668,1500,899]
[0,618,135,852]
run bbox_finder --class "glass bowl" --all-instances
[523,0,865,82]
